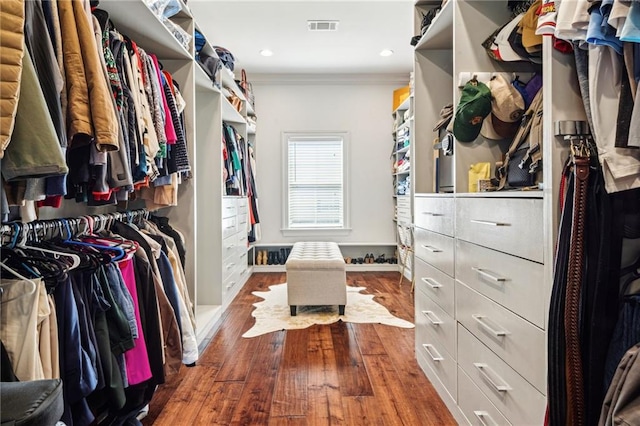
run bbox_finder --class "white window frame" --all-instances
[281,131,351,237]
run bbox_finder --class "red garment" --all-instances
[118,256,152,385]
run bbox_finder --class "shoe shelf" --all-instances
[251,242,399,272]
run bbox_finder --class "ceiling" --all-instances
[188,0,415,75]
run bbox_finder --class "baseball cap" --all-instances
[480,115,504,140]
[453,79,492,143]
[488,75,525,139]
[483,14,527,62]
[520,0,543,52]
[433,103,454,131]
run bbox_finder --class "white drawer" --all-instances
[237,197,248,210]
[456,282,546,393]
[456,197,543,263]
[458,325,546,426]
[223,255,237,281]
[416,289,456,357]
[237,213,249,230]
[414,196,454,237]
[397,207,411,224]
[222,216,237,238]
[237,248,249,268]
[456,239,545,328]
[222,268,240,302]
[222,197,237,218]
[458,366,511,426]
[222,234,237,260]
[416,329,457,400]
[414,228,454,276]
[414,257,455,317]
[396,195,411,209]
[236,232,248,253]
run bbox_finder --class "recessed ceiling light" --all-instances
[380,49,394,57]
[260,49,273,57]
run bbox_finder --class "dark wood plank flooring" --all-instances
[142,272,455,425]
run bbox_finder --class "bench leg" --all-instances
[290,305,297,316]
[339,305,345,315]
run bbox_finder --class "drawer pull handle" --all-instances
[422,310,443,325]
[471,267,507,282]
[472,314,508,337]
[473,411,498,426]
[226,263,235,269]
[422,344,444,362]
[422,212,443,217]
[225,225,235,230]
[421,245,442,253]
[226,244,235,249]
[421,277,442,289]
[470,219,509,227]
[226,281,235,290]
[473,362,512,392]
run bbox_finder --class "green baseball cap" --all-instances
[453,80,492,142]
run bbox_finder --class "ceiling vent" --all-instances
[307,20,339,31]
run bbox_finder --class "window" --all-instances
[283,132,349,233]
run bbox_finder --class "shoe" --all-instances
[267,251,274,265]
[280,248,287,265]
[357,257,364,264]
[376,254,386,263]
[256,251,263,265]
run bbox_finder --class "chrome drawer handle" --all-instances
[473,411,498,426]
[422,344,444,362]
[422,212,443,216]
[421,277,442,289]
[471,267,507,282]
[421,245,442,253]
[226,244,235,250]
[225,225,235,230]
[226,281,235,290]
[470,219,509,227]
[472,314,508,337]
[226,263,235,269]
[422,310,443,325]
[473,362,512,392]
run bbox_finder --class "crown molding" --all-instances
[250,73,410,86]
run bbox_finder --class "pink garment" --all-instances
[150,54,176,144]
[118,256,152,385]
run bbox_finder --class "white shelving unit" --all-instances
[410,1,583,424]
[392,95,413,280]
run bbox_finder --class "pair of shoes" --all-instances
[344,257,352,264]
[256,250,268,265]
[375,254,386,263]
[364,253,376,264]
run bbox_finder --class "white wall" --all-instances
[252,77,403,245]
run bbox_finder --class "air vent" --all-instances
[307,20,339,31]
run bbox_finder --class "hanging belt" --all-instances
[564,141,590,426]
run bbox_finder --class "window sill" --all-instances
[281,227,352,237]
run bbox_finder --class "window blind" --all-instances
[287,136,344,228]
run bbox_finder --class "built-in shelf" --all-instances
[101,0,191,60]
[194,64,221,93]
[394,146,410,155]
[394,170,411,176]
[220,67,247,102]
[414,0,453,51]
[222,97,246,123]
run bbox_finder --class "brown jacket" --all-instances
[57,0,118,151]
[0,0,25,158]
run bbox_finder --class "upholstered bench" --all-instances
[285,242,346,316]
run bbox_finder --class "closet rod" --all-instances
[0,209,150,246]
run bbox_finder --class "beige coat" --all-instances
[0,0,25,158]
[57,0,118,151]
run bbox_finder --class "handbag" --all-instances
[236,69,255,108]
[227,89,243,113]
[507,145,535,187]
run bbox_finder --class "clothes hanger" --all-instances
[0,261,38,304]
[16,222,81,270]
[61,217,126,262]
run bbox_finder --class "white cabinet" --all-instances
[411,1,587,423]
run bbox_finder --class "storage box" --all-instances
[393,85,411,112]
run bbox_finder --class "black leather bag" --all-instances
[507,144,535,187]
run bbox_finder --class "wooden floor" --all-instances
[143,272,455,425]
